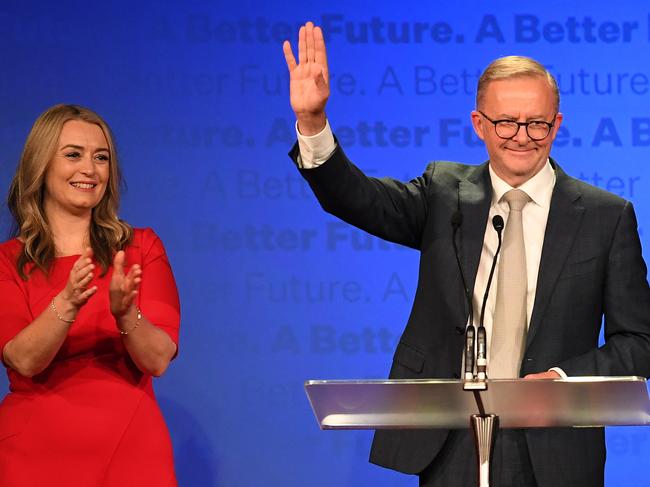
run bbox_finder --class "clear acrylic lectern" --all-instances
[305,377,650,487]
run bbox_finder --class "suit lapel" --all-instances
[527,162,585,346]
[459,163,492,303]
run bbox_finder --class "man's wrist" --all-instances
[297,112,327,136]
[296,119,336,169]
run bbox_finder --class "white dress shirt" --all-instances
[477,163,556,375]
[295,121,564,377]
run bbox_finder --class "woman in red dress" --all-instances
[0,105,180,486]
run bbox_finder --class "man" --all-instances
[283,22,650,487]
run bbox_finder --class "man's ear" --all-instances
[470,110,486,141]
[548,112,563,141]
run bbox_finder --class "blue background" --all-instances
[1,1,649,485]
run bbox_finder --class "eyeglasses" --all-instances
[477,110,556,141]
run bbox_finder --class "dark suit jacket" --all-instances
[292,143,650,487]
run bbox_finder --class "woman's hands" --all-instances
[55,247,142,319]
[4,245,177,378]
[109,250,141,318]
[54,248,141,320]
[52,248,141,322]
[108,250,177,376]
[54,247,98,321]
[283,21,330,135]
[4,247,99,377]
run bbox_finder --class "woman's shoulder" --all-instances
[0,238,22,276]
[129,227,161,246]
[0,238,22,259]
[125,227,167,258]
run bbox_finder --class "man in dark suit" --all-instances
[283,22,650,487]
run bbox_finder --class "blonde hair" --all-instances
[7,104,133,279]
[476,56,559,112]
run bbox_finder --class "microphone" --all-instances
[464,326,475,381]
[477,215,504,380]
[451,209,475,380]
[492,214,505,233]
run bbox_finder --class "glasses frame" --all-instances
[477,110,557,141]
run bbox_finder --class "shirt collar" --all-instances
[489,159,556,209]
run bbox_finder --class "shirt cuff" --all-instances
[548,367,568,379]
[295,119,336,169]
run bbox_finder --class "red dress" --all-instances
[0,228,180,486]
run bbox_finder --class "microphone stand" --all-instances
[464,215,503,391]
[451,210,478,387]
[465,215,505,487]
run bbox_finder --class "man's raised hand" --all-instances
[283,22,329,135]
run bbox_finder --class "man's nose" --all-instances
[512,123,529,143]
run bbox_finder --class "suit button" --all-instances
[452,373,460,379]
[455,326,465,335]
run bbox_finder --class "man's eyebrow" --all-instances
[495,113,550,121]
[493,113,517,120]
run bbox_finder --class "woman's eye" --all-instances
[95,154,110,162]
[65,151,81,159]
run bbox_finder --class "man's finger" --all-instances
[298,25,306,64]
[305,21,315,63]
[282,41,297,71]
[314,26,329,83]
[524,371,560,380]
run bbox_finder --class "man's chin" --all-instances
[504,152,546,169]
[490,158,546,185]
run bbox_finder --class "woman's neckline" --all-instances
[13,238,83,259]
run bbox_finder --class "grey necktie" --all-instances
[490,189,531,378]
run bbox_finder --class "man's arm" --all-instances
[284,23,432,249]
[557,201,650,377]
[283,22,329,136]
[292,142,433,250]
[284,22,337,169]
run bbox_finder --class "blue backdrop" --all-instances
[1,1,649,485]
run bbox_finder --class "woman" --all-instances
[0,105,180,486]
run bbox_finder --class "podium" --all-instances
[305,377,650,487]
